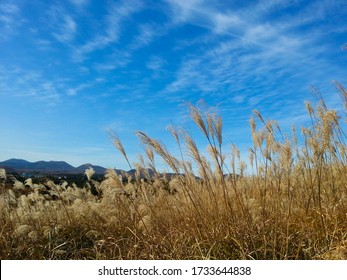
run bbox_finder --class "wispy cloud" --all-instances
[164,0,345,47]
[95,49,132,71]
[130,19,172,50]
[164,0,205,23]
[0,66,62,105]
[130,23,157,49]
[69,0,89,8]
[162,0,345,96]
[152,0,347,146]
[66,83,92,96]
[212,12,243,34]
[146,56,166,71]
[34,39,54,51]
[74,0,143,61]
[0,1,21,40]
[52,14,77,43]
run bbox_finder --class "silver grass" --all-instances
[85,167,95,181]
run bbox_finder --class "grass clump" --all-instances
[1,82,347,259]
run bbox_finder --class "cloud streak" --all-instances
[1,0,346,169]
[0,1,21,40]
[162,0,345,91]
[53,14,77,43]
[74,0,143,61]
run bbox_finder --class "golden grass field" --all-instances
[1,82,346,260]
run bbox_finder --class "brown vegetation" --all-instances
[1,82,346,259]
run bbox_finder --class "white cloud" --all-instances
[0,1,21,40]
[66,83,92,96]
[95,49,132,71]
[130,23,157,49]
[212,12,242,34]
[53,14,77,43]
[0,65,63,106]
[75,0,143,61]
[164,0,346,54]
[161,0,346,104]
[146,56,166,70]
[230,94,246,104]
[69,0,89,8]
[163,58,201,94]
[164,0,205,23]
[164,0,245,36]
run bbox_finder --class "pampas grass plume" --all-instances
[85,167,95,181]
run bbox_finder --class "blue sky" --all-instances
[1,0,346,170]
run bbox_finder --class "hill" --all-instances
[0,159,106,174]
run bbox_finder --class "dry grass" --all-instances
[1,82,347,260]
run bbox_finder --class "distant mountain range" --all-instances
[0,158,107,174]
[0,159,206,179]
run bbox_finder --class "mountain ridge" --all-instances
[0,159,206,179]
[0,158,107,174]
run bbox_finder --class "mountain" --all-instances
[0,159,205,179]
[31,160,75,172]
[0,159,33,169]
[76,163,107,174]
[127,168,156,177]
[0,158,106,174]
